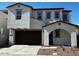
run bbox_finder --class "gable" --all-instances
[7,3,33,9]
[43,21,79,28]
[43,21,78,33]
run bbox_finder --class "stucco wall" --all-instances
[30,18,45,29]
[0,11,8,46]
[7,4,31,29]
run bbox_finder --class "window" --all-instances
[55,29,60,38]
[63,13,69,22]
[46,12,51,19]
[16,9,22,19]
[55,11,60,19]
[37,12,42,20]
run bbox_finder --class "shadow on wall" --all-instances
[0,34,9,48]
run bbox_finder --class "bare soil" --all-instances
[37,47,79,56]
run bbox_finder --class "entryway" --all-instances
[49,29,71,46]
[42,21,78,47]
[49,32,53,45]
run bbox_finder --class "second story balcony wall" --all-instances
[32,10,63,24]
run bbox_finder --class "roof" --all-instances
[33,8,64,10]
[6,3,67,11]
[43,21,79,28]
[7,3,33,9]
[6,3,72,12]
[63,10,72,12]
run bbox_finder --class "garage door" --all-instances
[15,30,41,45]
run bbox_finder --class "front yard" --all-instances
[0,45,79,56]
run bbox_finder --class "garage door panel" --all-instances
[15,31,41,45]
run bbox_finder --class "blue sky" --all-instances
[0,2,79,25]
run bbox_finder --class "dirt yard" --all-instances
[37,46,79,56]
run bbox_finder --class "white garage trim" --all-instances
[9,29,15,45]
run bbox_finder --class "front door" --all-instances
[49,32,53,45]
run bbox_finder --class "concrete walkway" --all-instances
[0,45,41,56]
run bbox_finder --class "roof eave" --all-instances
[33,8,64,10]
[63,10,72,12]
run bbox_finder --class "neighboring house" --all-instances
[0,10,8,46]
[0,3,79,47]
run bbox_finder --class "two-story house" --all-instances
[1,3,78,47]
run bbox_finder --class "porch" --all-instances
[42,21,78,47]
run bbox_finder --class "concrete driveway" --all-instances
[0,45,41,56]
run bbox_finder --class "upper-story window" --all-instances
[37,12,42,20]
[46,12,51,19]
[55,11,60,19]
[63,13,69,22]
[16,9,22,19]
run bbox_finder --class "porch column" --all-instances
[42,29,49,46]
[71,32,77,47]
[9,29,15,45]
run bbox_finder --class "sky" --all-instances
[0,2,79,25]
